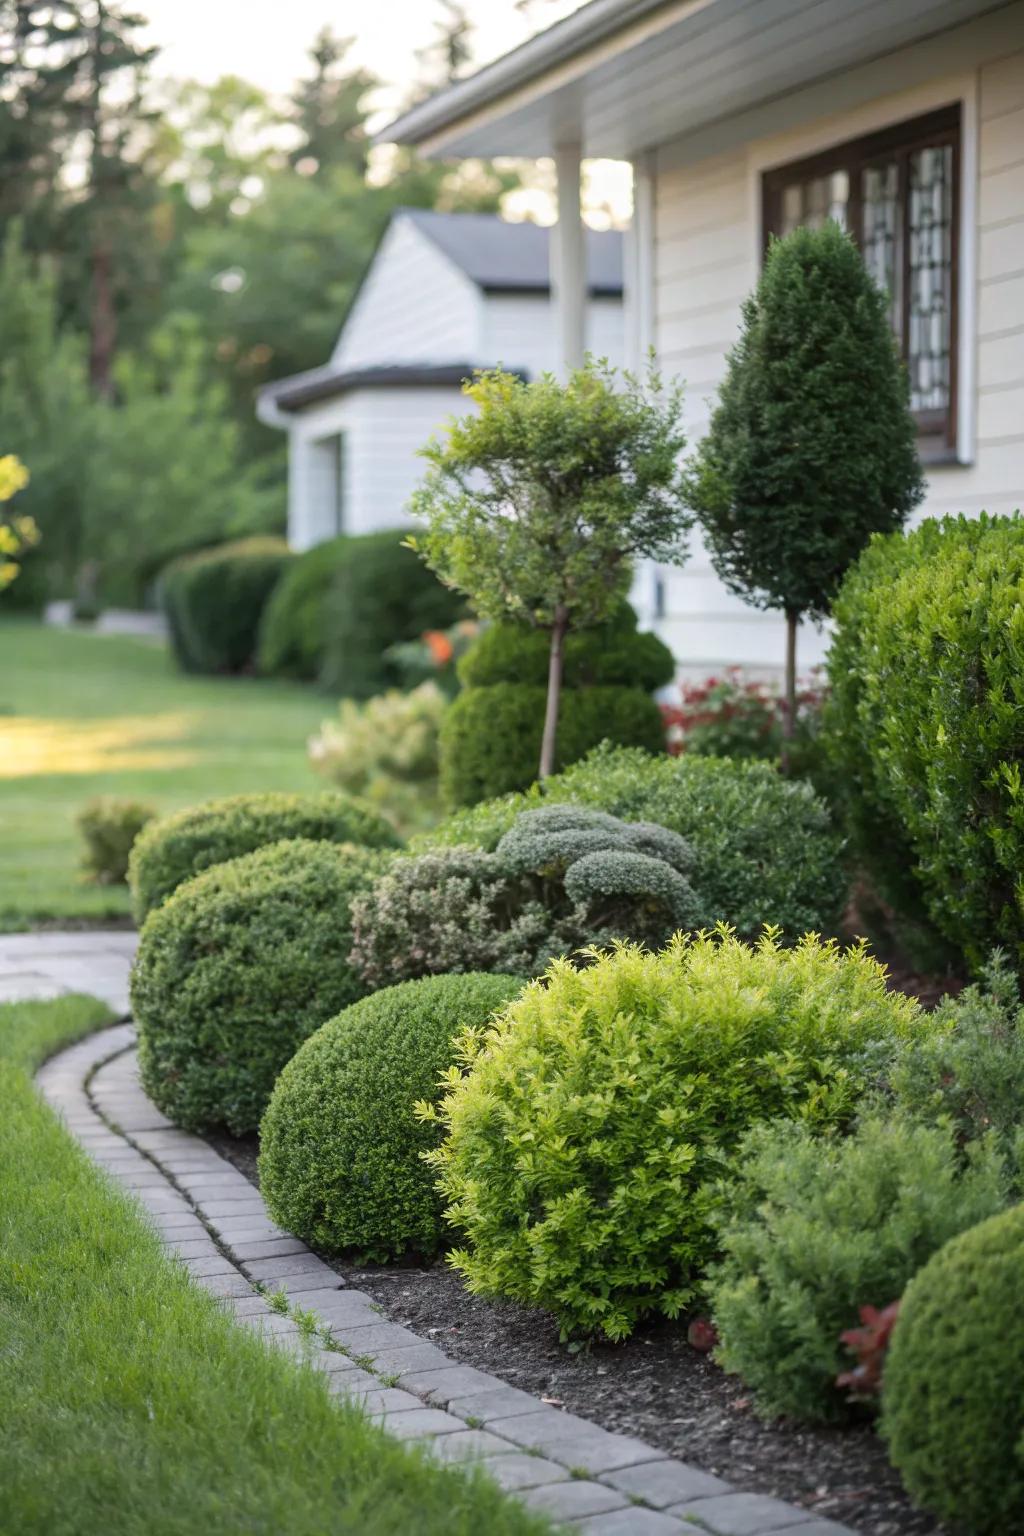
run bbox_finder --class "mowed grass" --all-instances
[0,620,331,926]
[0,994,551,1536]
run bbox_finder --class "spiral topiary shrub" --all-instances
[128,789,401,921]
[422,928,921,1340]
[259,973,525,1261]
[881,1203,1024,1534]
[132,839,386,1134]
[420,744,847,939]
[349,805,700,990]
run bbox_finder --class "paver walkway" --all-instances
[0,929,136,1010]
[17,934,858,1536]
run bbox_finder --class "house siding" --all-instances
[481,292,625,376]
[640,11,1024,679]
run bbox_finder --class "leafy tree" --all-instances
[289,29,375,178]
[410,361,691,779]
[684,222,924,766]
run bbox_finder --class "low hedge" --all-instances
[458,606,675,693]
[439,684,665,807]
[128,790,401,922]
[132,839,385,1134]
[318,532,464,698]
[256,535,347,680]
[259,973,525,1261]
[421,744,847,939]
[423,929,920,1340]
[882,1203,1024,1534]
[825,512,1024,973]
[160,537,293,675]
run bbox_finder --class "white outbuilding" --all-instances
[257,207,624,552]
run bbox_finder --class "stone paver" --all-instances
[0,931,136,1012]
[33,1007,863,1536]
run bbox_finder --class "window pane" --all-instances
[908,144,954,415]
[861,161,901,330]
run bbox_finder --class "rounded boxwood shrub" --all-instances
[132,838,385,1135]
[420,744,847,939]
[259,973,525,1261]
[825,512,1024,973]
[128,789,401,922]
[707,1114,1004,1424]
[882,1203,1024,1534]
[458,605,674,693]
[424,929,920,1340]
[256,534,347,680]
[439,683,665,807]
[160,536,293,675]
[318,531,465,698]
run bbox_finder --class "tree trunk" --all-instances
[89,240,117,401]
[781,608,798,775]
[539,605,569,781]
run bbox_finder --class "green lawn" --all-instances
[1,620,332,927]
[0,993,550,1536]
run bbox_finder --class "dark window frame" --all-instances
[762,103,961,456]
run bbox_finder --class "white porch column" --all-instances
[625,151,656,372]
[551,140,586,375]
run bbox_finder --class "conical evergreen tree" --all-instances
[685,221,924,766]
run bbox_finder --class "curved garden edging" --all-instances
[37,1024,857,1536]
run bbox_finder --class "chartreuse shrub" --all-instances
[132,839,386,1134]
[318,531,464,698]
[259,974,525,1261]
[420,744,846,940]
[825,513,1024,973]
[160,536,293,675]
[256,533,347,680]
[309,682,448,836]
[882,1203,1024,1535]
[420,929,919,1341]
[349,805,700,990]
[128,789,400,921]
[707,1115,1005,1424]
[76,796,155,885]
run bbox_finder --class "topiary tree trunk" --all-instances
[539,604,569,779]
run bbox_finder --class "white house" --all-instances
[382,0,1024,677]
[257,208,624,550]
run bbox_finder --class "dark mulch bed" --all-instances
[211,1130,943,1536]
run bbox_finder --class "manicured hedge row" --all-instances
[132,839,386,1134]
[259,973,525,1260]
[160,537,292,674]
[256,535,348,680]
[128,790,401,922]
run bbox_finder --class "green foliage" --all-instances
[128,788,400,922]
[890,952,1024,1180]
[160,536,292,676]
[259,973,525,1261]
[318,531,465,698]
[685,223,923,626]
[410,362,690,633]
[458,606,674,692]
[309,681,447,835]
[825,513,1024,973]
[76,796,155,885]
[707,1115,1005,1423]
[421,744,847,940]
[132,838,384,1134]
[422,929,920,1339]
[256,534,348,680]
[882,1204,1024,1534]
[350,805,700,990]
[439,683,666,807]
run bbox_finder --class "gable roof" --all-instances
[400,208,623,296]
[263,362,498,414]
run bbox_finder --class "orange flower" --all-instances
[424,630,454,665]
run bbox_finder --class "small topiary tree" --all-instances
[420,928,921,1340]
[132,838,387,1133]
[259,973,526,1261]
[409,361,691,779]
[684,222,924,765]
[882,1203,1024,1534]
